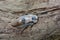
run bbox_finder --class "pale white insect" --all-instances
[17,14,38,24]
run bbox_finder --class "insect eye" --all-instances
[32,16,36,20]
[22,18,25,24]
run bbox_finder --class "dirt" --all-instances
[0,0,60,40]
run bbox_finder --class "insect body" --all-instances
[17,14,38,24]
